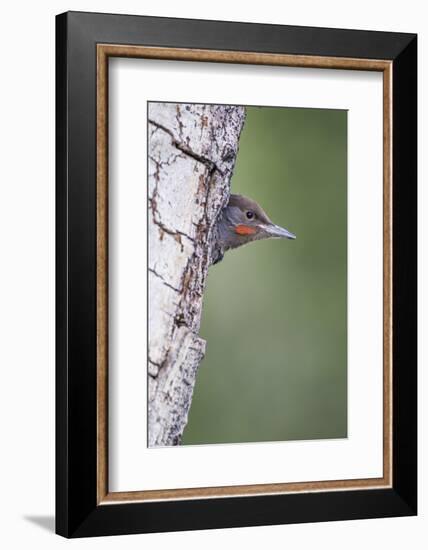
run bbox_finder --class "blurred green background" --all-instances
[182,106,347,445]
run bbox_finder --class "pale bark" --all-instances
[148,103,246,446]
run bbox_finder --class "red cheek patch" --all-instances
[235,224,257,236]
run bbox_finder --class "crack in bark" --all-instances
[175,104,184,141]
[149,151,185,171]
[148,118,224,175]
[149,197,195,248]
[149,153,197,248]
[149,356,164,369]
[149,267,181,294]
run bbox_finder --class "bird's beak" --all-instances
[265,223,296,240]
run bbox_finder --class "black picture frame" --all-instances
[56,10,417,538]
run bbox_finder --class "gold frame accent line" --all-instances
[96,44,393,505]
[382,62,393,489]
[97,46,109,503]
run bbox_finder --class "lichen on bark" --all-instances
[148,102,246,446]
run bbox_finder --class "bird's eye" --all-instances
[246,211,255,220]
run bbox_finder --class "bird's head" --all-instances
[218,194,296,250]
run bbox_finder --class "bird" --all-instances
[211,193,296,265]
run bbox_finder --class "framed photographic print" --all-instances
[56,11,417,538]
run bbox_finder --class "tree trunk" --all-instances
[148,103,246,446]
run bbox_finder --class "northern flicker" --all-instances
[211,194,296,265]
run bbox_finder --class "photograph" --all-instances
[148,101,348,447]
